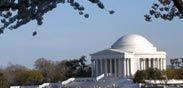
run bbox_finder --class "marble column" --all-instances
[148,59,151,68]
[163,58,166,70]
[105,59,108,76]
[153,58,155,68]
[155,59,158,68]
[143,59,146,70]
[129,59,131,76]
[123,58,126,77]
[110,59,113,76]
[140,59,143,70]
[100,59,103,75]
[160,58,162,70]
[137,58,139,70]
[151,58,153,68]
[162,58,164,70]
[154,58,157,68]
[118,58,122,77]
[91,59,94,77]
[114,59,117,77]
[96,59,99,76]
[157,58,159,69]
[126,59,129,77]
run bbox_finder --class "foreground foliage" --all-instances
[145,0,183,21]
[0,0,114,35]
[0,0,183,35]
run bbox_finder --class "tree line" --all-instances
[133,58,183,83]
[170,58,183,69]
[0,56,91,88]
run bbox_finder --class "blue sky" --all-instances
[0,0,183,68]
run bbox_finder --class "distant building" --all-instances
[90,34,167,78]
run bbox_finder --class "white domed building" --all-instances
[90,34,166,78]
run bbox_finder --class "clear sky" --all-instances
[0,0,183,68]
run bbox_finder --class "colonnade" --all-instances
[91,58,166,78]
[91,58,131,77]
[139,58,166,70]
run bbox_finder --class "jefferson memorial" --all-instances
[90,34,166,78]
[10,34,168,88]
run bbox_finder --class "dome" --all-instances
[111,34,157,53]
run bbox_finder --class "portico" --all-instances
[90,34,166,78]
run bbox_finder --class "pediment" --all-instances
[91,49,125,56]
